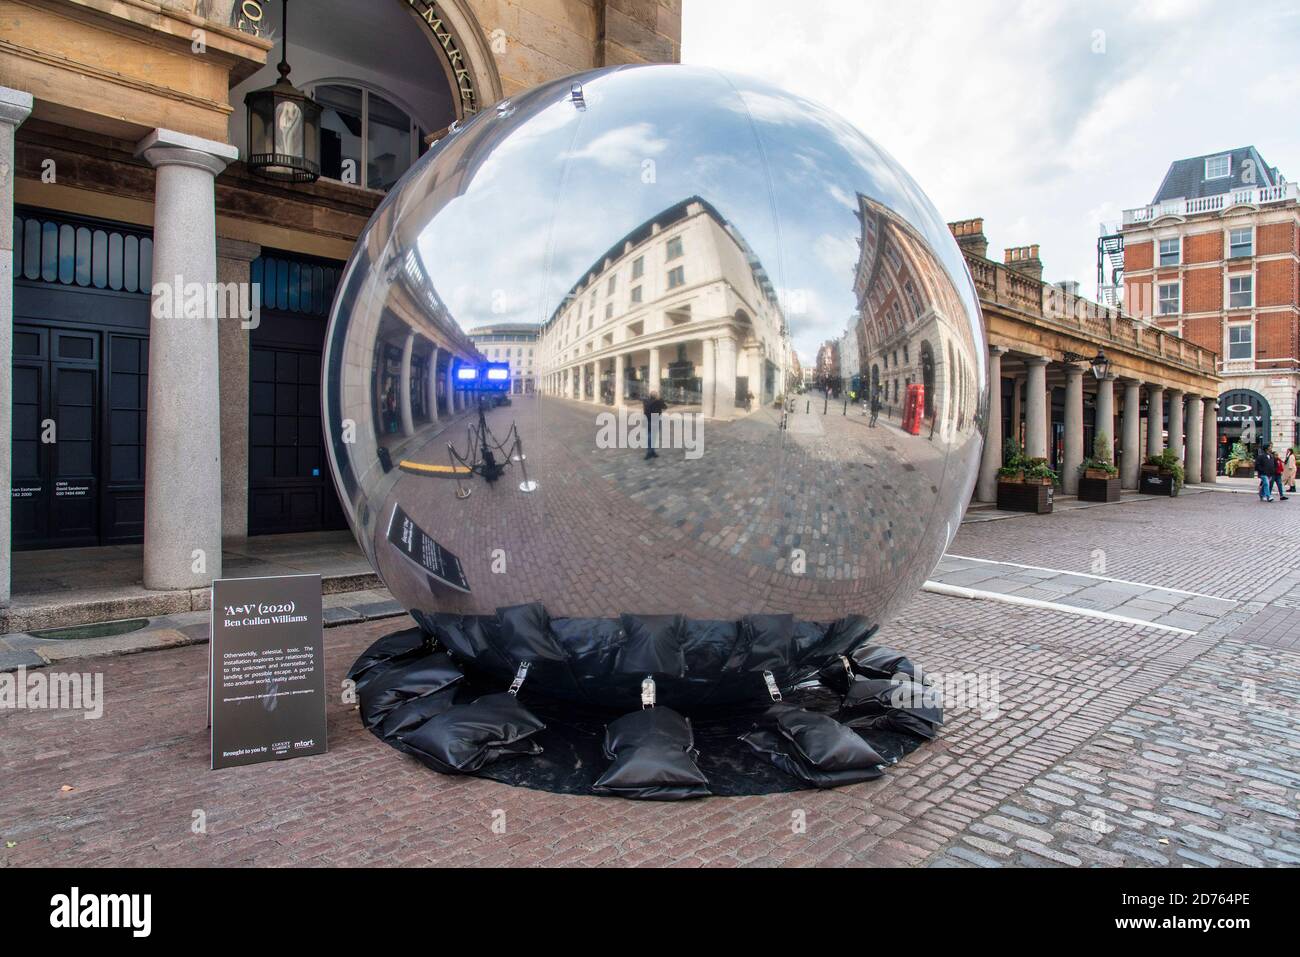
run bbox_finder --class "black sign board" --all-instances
[209,574,327,770]
[386,502,471,593]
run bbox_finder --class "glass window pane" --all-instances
[367,93,412,191]
[316,84,363,183]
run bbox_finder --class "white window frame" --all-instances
[1205,154,1231,180]
[1158,237,1180,267]
[1227,323,1252,360]
[307,80,429,192]
[1228,274,1253,310]
[1157,281,1180,315]
[1229,227,1253,259]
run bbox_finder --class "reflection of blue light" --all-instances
[456,367,478,380]
[486,366,509,380]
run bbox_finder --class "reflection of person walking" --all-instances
[1255,443,1277,501]
[1272,448,1289,501]
[1284,447,1297,493]
[869,386,881,427]
[643,391,667,460]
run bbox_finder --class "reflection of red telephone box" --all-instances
[903,383,925,435]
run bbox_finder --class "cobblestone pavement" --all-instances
[1,490,1297,867]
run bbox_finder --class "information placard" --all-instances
[209,574,327,770]
[386,502,471,592]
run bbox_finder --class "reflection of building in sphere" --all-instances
[468,324,539,394]
[852,193,980,440]
[538,196,793,415]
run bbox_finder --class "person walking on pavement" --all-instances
[1272,448,1289,501]
[1284,446,1297,493]
[1255,442,1277,501]
[643,391,667,460]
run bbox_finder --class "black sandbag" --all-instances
[358,653,464,729]
[850,643,917,679]
[603,706,695,753]
[414,611,510,672]
[732,613,796,673]
[740,728,884,788]
[616,614,686,676]
[680,619,741,674]
[841,676,944,727]
[376,684,460,742]
[817,655,857,695]
[842,710,941,741]
[592,707,709,800]
[764,704,888,771]
[399,691,546,774]
[347,627,429,685]
[552,617,622,684]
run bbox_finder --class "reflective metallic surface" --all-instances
[324,64,986,699]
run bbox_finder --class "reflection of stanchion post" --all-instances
[516,434,537,493]
[842,395,847,416]
[805,399,809,414]
[822,392,828,415]
[449,442,471,499]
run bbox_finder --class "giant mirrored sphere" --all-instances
[324,64,986,709]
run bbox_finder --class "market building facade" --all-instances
[0,0,683,612]
[468,322,538,394]
[1119,147,1299,464]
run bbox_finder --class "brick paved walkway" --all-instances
[1,490,1297,867]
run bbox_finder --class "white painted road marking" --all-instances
[942,554,1237,604]
[921,581,1197,635]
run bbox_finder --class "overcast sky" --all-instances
[682,0,1300,296]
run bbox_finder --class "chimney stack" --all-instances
[1004,244,1043,282]
[947,217,988,259]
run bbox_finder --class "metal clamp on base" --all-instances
[508,661,531,696]
[641,676,656,709]
[763,670,783,702]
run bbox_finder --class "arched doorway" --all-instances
[1217,388,1271,467]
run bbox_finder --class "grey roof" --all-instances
[1152,147,1283,203]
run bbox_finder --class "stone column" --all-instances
[614,352,626,406]
[1202,400,1218,485]
[445,362,455,416]
[648,345,661,396]
[0,88,33,607]
[701,338,717,417]
[1095,373,1115,460]
[1024,356,1049,459]
[1147,385,1165,456]
[588,361,599,403]
[136,128,237,590]
[976,346,1005,503]
[1011,376,1023,449]
[426,346,439,424]
[1167,389,1184,464]
[399,331,416,437]
[1062,364,1084,495]
[216,237,260,543]
[1121,379,1141,489]
[1185,394,1203,484]
[715,335,737,417]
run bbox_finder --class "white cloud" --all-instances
[684,0,1300,297]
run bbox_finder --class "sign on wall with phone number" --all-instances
[209,574,327,770]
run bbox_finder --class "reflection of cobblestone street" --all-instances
[372,396,974,622]
[3,489,1296,867]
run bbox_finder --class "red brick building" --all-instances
[1121,147,1300,459]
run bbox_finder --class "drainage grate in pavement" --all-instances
[29,618,150,641]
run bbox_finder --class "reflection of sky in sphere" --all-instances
[412,65,978,364]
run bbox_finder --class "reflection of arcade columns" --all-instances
[614,353,625,406]
[136,128,237,590]
[976,346,1004,502]
[1167,389,1184,464]
[399,331,416,437]
[1147,384,1164,456]
[444,362,455,418]
[648,345,661,397]
[427,347,440,424]
[588,361,598,403]
[1186,395,1203,483]
[1201,402,1217,485]
[715,335,737,417]
[1024,356,1049,460]
[1062,364,1083,495]
[1121,379,1141,489]
[701,339,716,417]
